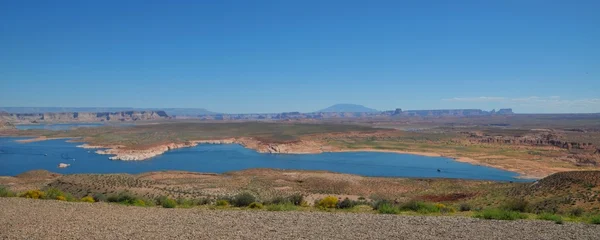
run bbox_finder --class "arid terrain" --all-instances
[2,169,599,214]
[2,113,600,178]
[2,197,599,240]
[1,170,600,239]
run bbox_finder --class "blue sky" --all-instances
[1,0,598,113]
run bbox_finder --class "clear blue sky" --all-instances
[1,0,598,113]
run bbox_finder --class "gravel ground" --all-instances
[1,198,598,240]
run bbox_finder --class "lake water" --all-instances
[0,137,526,181]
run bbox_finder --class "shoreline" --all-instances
[10,135,546,179]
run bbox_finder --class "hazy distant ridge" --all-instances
[317,104,379,113]
[0,107,217,116]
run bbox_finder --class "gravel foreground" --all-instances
[1,198,598,240]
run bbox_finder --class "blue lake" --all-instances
[0,137,526,181]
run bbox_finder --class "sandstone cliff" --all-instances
[3,111,169,123]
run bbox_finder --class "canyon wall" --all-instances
[0,111,170,123]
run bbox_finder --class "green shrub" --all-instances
[0,186,16,197]
[20,190,45,199]
[569,207,584,217]
[590,215,600,225]
[337,198,357,209]
[161,198,177,208]
[400,201,440,213]
[336,198,367,209]
[288,193,304,206]
[44,188,66,200]
[216,199,229,207]
[459,203,471,212]
[436,203,455,214]
[502,198,529,212]
[266,203,297,211]
[81,196,95,203]
[377,203,400,214]
[176,198,194,207]
[249,202,264,209]
[108,192,143,205]
[232,192,256,207]
[193,198,211,205]
[538,213,563,224]
[93,193,107,202]
[317,196,338,209]
[372,200,392,210]
[265,194,304,206]
[266,196,288,205]
[474,209,528,221]
[132,199,147,207]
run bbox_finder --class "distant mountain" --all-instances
[159,108,217,116]
[0,107,218,116]
[317,104,379,113]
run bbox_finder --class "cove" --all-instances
[0,137,526,181]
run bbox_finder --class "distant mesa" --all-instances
[0,107,217,117]
[317,104,379,113]
[1,110,170,123]
[384,108,514,117]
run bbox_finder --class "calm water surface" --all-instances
[0,137,526,181]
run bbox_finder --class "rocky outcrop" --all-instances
[463,131,600,166]
[3,111,170,123]
[0,120,15,130]
[93,139,238,161]
[466,132,597,152]
[81,138,327,161]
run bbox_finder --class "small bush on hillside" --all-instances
[459,203,471,212]
[249,202,264,209]
[232,192,256,207]
[474,209,528,221]
[44,188,66,200]
[538,213,563,224]
[372,200,392,211]
[590,215,600,224]
[0,186,16,197]
[336,198,357,209]
[400,200,440,213]
[436,203,455,214]
[21,190,45,199]
[377,203,400,214]
[93,193,107,202]
[81,196,95,203]
[265,194,304,206]
[133,199,147,207]
[266,196,288,205]
[193,198,211,205]
[317,196,338,209]
[336,198,368,209]
[56,196,66,201]
[288,193,304,206]
[216,199,229,207]
[108,192,142,205]
[266,203,297,211]
[502,198,529,213]
[176,198,194,207]
[161,198,177,208]
[569,207,584,217]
